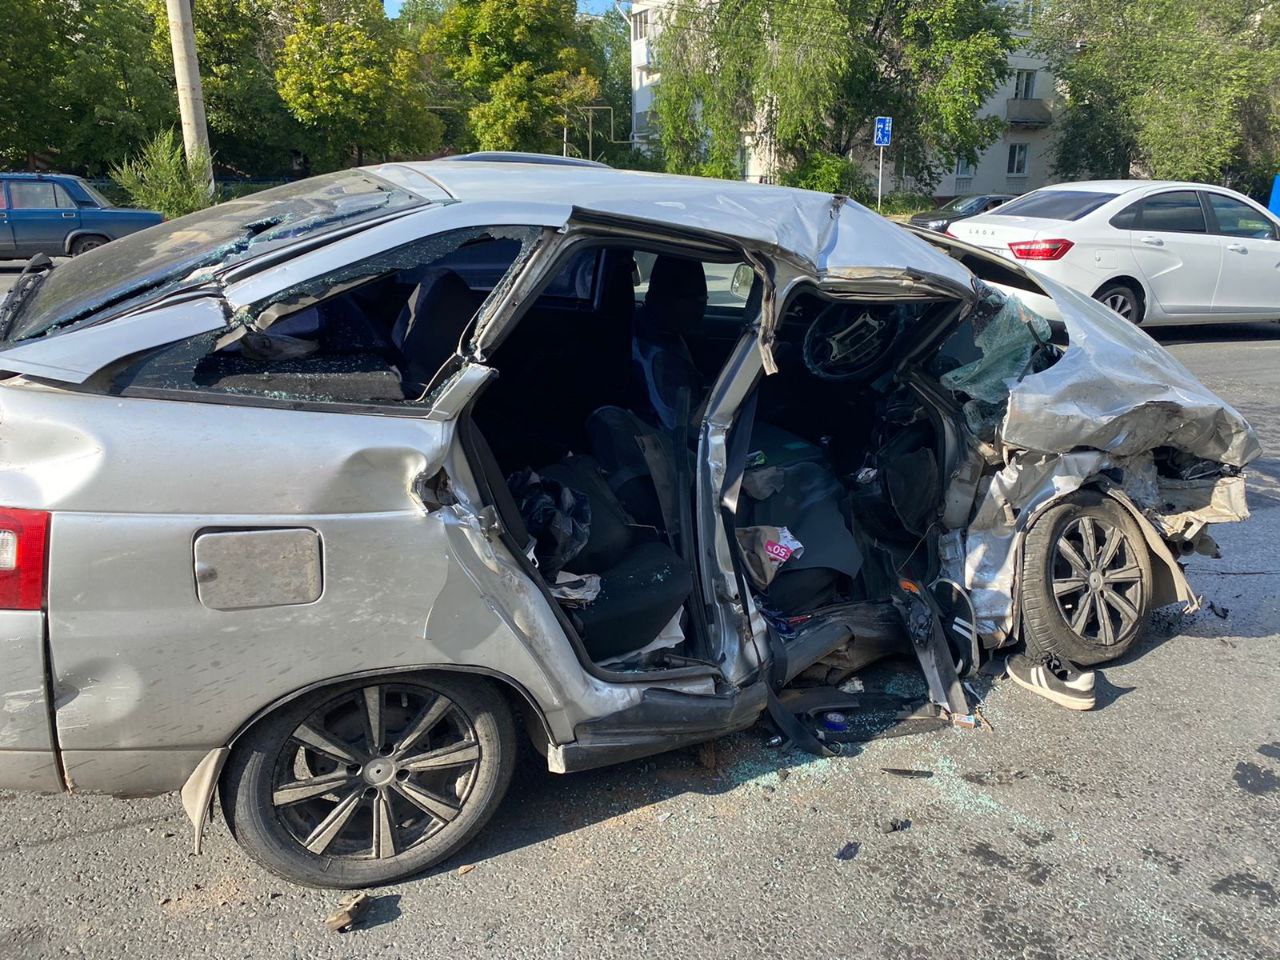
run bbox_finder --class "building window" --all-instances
[1007,143,1029,176]
[1013,69,1037,100]
[631,8,650,41]
[955,157,976,178]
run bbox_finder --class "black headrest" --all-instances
[644,256,707,334]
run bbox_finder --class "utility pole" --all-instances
[165,0,214,190]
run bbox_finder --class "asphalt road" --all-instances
[0,264,1278,958]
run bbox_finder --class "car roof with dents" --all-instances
[366,157,977,291]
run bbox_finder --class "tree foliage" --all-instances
[4,0,615,178]
[1035,0,1280,194]
[652,0,1014,189]
[276,0,443,164]
[110,128,214,218]
[0,0,67,168]
[433,0,600,154]
[54,0,175,175]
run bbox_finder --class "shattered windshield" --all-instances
[2,169,426,344]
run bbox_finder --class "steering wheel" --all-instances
[802,303,902,382]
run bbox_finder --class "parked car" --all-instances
[948,179,1280,325]
[0,158,1257,888]
[0,172,162,260]
[907,193,1015,232]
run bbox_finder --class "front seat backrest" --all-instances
[394,268,481,397]
[635,256,707,429]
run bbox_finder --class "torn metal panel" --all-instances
[962,451,1106,637]
[1002,275,1261,467]
[1152,474,1250,539]
[180,747,229,854]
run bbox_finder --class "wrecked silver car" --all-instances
[0,156,1258,887]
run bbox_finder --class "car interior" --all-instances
[464,241,986,680]
[115,229,1017,684]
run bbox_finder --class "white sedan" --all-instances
[949,180,1280,325]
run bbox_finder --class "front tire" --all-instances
[1094,282,1143,324]
[1021,492,1153,666]
[221,673,516,888]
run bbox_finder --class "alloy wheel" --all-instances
[271,683,481,860]
[1050,515,1146,646]
[1101,291,1134,320]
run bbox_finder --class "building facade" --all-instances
[628,0,1060,198]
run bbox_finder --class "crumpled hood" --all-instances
[1003,274,1261,468]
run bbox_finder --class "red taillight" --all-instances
[1008,238,1074,260]
[0,509,50,610]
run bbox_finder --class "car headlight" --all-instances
[928,220,947,230]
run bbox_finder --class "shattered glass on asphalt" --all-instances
[2,170,427,345]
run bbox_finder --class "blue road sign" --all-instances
[874,116,893,148]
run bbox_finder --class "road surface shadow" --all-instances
[1150,321,1280,346]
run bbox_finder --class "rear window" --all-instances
[990,190,1117,221]
[3,169,426,345]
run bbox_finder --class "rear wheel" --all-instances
[1094,282,1143,324]
[70,235,108,256]
[1021,492,1152,666]
[221,673,516,888]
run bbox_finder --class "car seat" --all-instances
[393,268,482,397]
[538,454,693,662]
[634,256,707,430]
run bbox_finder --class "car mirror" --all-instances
[730,263,755,299]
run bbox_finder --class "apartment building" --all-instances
[629,0,1060,198]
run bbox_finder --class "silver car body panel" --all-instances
[0,609,62,792]
[0,297,226,383]
[0,381,665,794]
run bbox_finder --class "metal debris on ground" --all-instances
[324,892,370,933]
[834,841,861,861]
[457,863,476,876]
[881,767,933,779]
[881,818,911,834]
[1209,601,1229,619]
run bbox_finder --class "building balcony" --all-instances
[1006,97,1052,127]
[633,39,654,69]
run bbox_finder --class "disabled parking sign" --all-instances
[874,116,893,147]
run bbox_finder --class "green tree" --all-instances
[53,0,175,174]
[276,0,443,165]
[1035,0,1280,193]
[582,8,633,163]
[652,0,1014,189]
[146,0,310,178]
[433,0,601,154]
[0,0,67,168]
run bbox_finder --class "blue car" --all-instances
[0,173,163,260]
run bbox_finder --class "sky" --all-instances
[383,0,616,15]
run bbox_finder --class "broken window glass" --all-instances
[936,285,1057,437]
[115,226,540,407]
[7,169,430,345]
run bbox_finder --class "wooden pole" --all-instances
[164,0,214,190]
